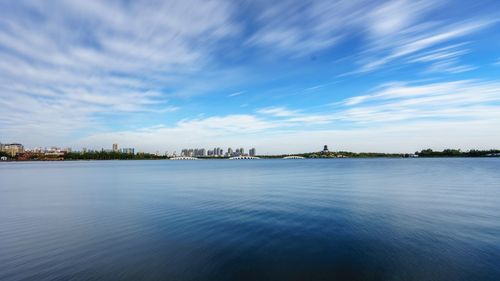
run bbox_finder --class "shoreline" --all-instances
[2,156,499,163]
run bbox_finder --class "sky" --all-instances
[1,0,500,154]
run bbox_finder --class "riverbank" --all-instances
[2,149,499,162]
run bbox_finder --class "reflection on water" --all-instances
[1,159,499,280]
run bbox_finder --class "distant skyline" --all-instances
[1,0,500,154]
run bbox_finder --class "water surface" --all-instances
[1,159,499,280]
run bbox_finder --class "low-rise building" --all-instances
[1,143,24,157]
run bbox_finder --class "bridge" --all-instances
[229,156,260,160]
[283,156,305,159]
[169,156,199,160]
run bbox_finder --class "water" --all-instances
[1,159,499,281]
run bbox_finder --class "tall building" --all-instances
[121,148,135,154]
[249,148,256,156]
[112,143,118,152]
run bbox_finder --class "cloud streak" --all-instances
[0,0,238,144]
[78,79,500,153]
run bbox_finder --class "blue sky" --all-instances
[1,0,500,154]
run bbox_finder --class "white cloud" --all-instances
[245,0,495,75]
[228,91,244,97]
[78,116,500,154]
[408,43,470,63]
[176,115,279,133]
[368,0,434,37]
[76,79,500,153]
[257,107,298,117]
[337,80,500,123]
[246,0,370,56]
[0,0,240,145]
[360,20,492,72]
[1,1,499,152]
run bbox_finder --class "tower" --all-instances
[322,145,329,153]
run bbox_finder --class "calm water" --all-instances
[1,159,499,281]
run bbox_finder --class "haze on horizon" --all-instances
[1,0,500,154]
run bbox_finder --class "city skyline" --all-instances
[0,141,259,157]
[181,147,256,157]
[1,1,500,154]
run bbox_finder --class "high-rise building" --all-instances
[249,148,256,156]
[180,146,255,157]
[112,143,118,152]
[121,148,135,154]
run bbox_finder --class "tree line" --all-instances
[63,151,165,160]
[416,149,500,157]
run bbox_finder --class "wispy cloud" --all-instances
[246,0,370,56]
[0,0,239,144]
[245,0,496,76]
[337,80,500,123]
[257,107,299,117]
[228,91,244,97]
[304,85,325,91]
[1,1,499,152]
[80,77,500,153]
[359,19,493,73]
[408,43,470,63]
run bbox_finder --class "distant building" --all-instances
[322,145,329,154]
[112,143,119,152]
[1,143,24,157]
[181,146,255,157]
[249,148,256,156]
[121,148,135,154]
